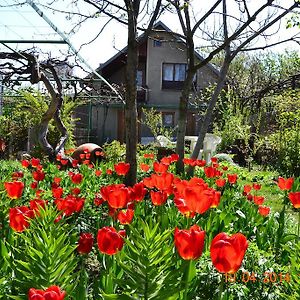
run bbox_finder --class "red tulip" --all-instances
[277,177,294,191]
[132,182,147,202]
[12,171,24,180]
[288,192,300,209]
[183,186,213,214]
[30,181,38,190]
[227,173,238,184]
[140,163,150,172]
[161,156,171,165]
[210,191,221,208]
[52,187,64,199]
[182,158,197,167]
[204,166,218,178]
[9,206,34,232]
[31,158,40,168]
[258,205,270,217]
[174,198,195,218]
[32,170,45,182]
[21,159,30,168]
[151,172,174,192]
[28,285,66,300]
[106,169,113,175]
[4,181,24,199]
[170,153,179,162]
[253,183,261,190]
[55,195,85,216]
[196,159,206,167]
[107,185,131,209]
[70,173,83,184]
[94,195,105,206]
[97,226,126,255]
[95,169,102,177]
[174,225,205,260]
[114,162,130,175]
[117,209,134,224]
[211,157,218,163]
[153,161,169,173]
[243,185,252,195]
[253,195,265,205]
[210,232,248,273]
[150,190,168,206]
[144,153,154,159]
[215,178,226,188]
[77,233,94,254]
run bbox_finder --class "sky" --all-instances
[0,0,299,77]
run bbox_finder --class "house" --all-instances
[74,21,219,145]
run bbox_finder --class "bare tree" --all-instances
[81,0,164,185]
[167,0,300,173]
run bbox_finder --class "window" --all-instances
[153,39,162,47]
[162,112,175,127]
[136,70,143,90]
[162,63,187,89]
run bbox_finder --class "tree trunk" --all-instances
[124,1,139,186]
[191,57,231,160]
[176,70,195,174]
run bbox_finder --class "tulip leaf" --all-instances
[102,294,136,300]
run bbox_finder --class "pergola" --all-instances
[0,0,121,112]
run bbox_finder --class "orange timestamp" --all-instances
[225,271,291,284]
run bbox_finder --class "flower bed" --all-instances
[0,150,299,299]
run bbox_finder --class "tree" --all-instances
[0,52,71,159]
[81,0,164,185]
[167,0,300,173]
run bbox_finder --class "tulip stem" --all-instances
[218,273,224,300]
[183,260,192,300]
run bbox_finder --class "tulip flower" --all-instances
[107,185,131,209]
[150,190,168,206]
[30,158,40,168]
[227,173,238,185]
[21,159,30,168]
[288,192,300,209]
[32,170,45,182]
[174,225,205,260]
[277,177,294,191]
[215,178,226,188]
[132,182,147,202]
[28,285,66,300]
[97,226,126,255]
[253,195,265,205]
[9,206,34,232]
[153,161,169,173]
[95,169,102,176]
[77,233,94,254]
[258,205,270,217]
[117,209,134,224]
[144,153,155,159]
[114,162,130,175]
[140,163,150,172]
[174,198,195,218]
[55,195,85,216]
[204,166,218,178]
[70,173,83,184]
[210,232,248,274]
[253,183,261,190]
[4,181,24,199]
[243,184,252,195]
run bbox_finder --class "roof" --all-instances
[97,21,220,77]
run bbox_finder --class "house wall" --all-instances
[146,31,218,106]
